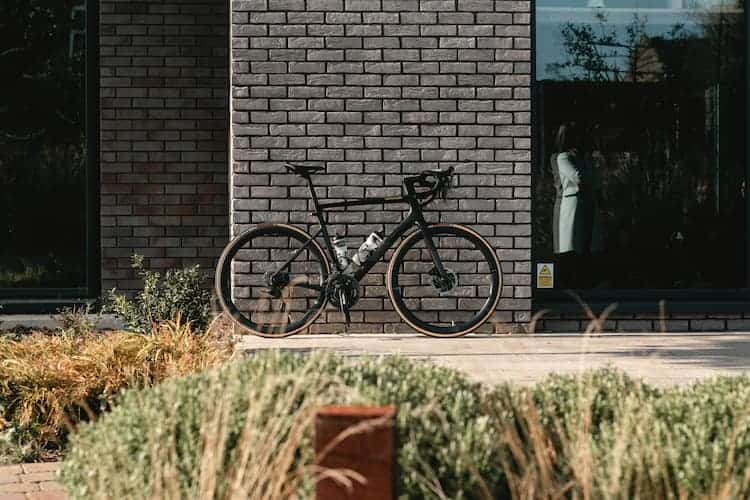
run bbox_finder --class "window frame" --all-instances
[0,0,100,308]
[530,1,750,313]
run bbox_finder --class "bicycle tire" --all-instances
[215,224,330,338]
[386,224,502,337]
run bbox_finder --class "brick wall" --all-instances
[537,314,750,333]
[100,0,229,292]
[230,0,532,333]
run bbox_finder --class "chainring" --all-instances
[327,273,360,308]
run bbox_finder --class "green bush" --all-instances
[56,304,100,336]
[107,255,212,333]
[61,355,750,500]
[488,370,750,499]
[0,427,34,465]
[61,353,492,500]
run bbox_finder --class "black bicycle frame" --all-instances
[274,174,448,281]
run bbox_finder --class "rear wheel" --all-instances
[386,224,502,337]
[215,224,330,337]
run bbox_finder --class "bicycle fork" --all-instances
[415,217,449,277]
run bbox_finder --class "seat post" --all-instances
[306,175,323,213]
[304,173,338,266]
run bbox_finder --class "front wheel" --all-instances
[215,224,330,338]
[387,224,502,337]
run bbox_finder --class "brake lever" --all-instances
[437,172,458,199]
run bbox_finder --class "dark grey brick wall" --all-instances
[536,314,750,333]
[100,0,228,292]
[230,0,532,333]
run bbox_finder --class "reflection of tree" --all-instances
[0,0,85,154]
[546,6,744,83]
[546,5,745,86]
[546,12,693,82]
[0,0,87,288]
[692,2,745,84]
[536,5,746,287]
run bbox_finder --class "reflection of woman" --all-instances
[551,122,593,287]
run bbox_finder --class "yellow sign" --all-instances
[537,263,554,289]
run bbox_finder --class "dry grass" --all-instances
[155,363,373,500]
[483,382,750,500]
[471,296,750,499]
[66,354,373,500]
[0,315,235,454]
[59,347,750,499]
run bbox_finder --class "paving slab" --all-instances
[0,315,122,331]
[238,333,750,386]
[0,464,63,500]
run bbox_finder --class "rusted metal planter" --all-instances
[315,405,397,500]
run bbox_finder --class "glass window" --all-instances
[534,0,746,290]
[0,0,90,291]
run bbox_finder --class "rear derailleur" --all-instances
[326,273,360,326]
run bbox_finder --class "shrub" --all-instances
[0,319,234,460]
[107,255,213,333]
[0,427,34,465]
[56,304,100,336]
[487,370,750,499]
[61,352,492,500]
[61,356,750,500]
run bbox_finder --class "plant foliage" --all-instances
[107,255,213,334]
[61,354,750,499]
[0,319,234,461]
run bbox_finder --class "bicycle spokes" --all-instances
[216,225,329,337]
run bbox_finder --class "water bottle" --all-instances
[352,231,384,267]
[332,235,350,269]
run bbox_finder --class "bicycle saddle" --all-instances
[421,166,454,177]
[284,163,325,177]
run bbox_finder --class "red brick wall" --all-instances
[99,0,229,292]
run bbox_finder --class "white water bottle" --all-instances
[352,231,384,267]
[332,235,350,269]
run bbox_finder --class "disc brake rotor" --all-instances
[263,270,290,298]
[430,267,458,294]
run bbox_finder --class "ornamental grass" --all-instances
[0,316,235,460]
[61,352,750,500]
[487,371,750,500]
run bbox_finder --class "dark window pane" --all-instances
[535,1,746,289]
[0,0,87,289]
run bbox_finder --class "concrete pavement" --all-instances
[0,314,123,331]
[238,333,750,386]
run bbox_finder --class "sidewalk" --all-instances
[0,463,64,500]
[238,332,750,386]
[0,315,122,331]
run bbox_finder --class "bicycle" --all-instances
[215,163,503,338]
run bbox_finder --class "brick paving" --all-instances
[0,464,65,500]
